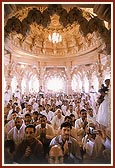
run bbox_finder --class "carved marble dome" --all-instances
[4,4,111,63]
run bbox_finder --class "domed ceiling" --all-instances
[4,3,111,66]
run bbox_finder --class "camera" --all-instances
[89,127,98,135]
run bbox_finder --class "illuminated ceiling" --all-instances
[4,4,111,65]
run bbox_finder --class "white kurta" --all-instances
[14,88,21,100]
[4,89,12,105]
[96,95,108,127]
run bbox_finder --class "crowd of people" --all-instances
[4,79,111,164]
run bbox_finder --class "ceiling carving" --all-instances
[4,4,111,66]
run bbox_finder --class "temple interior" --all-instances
[3,3,112,165]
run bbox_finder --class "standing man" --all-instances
[4,85,12,105]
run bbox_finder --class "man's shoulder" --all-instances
[46,123,54,130]
[75,118,81,123]
[50,135,61,144]
[69,136,81,147]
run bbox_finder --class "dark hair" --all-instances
[39,114,47,120]
[11,111,18,115]
[64,116,71,121]
[25,124,36,133]
[69,114,75,117]
[80,109,87,113]
[105,79,110,83]
[13,102,18,106]
[25,113,31,118]
[39,105,43,108]
[56,105,61,109]
[33,111,39,115]
[88,108,93,111]
[60,122,72,130]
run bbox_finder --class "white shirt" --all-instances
[75,118,85,129]
[51,115,65,130]
[85,139,95,156]
[7,124,26,145]
[41,110,54,122]
[103,138,111,150]
[4,89,12,104]
[15,88,21,100]
[4,119,15,136]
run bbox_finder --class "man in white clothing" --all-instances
[75,109,88,145]
[35,115,55,156]
[51,109,65,135]
[4,85,12,105]
[7,116,26,146]
[41,104,54,123]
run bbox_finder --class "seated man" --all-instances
[57,116,78,140]
[14,124,44,164]
[75,109,88,146]
[50,122,82,164]
[35,115,55,157]
[48,144,64,164]
[4,139,16,164]
[82,123,105,164]
[7,116,26,147]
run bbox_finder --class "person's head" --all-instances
[16,106,21,112]
[27,104,32,111]
[39,104,43,110]
[91,85,94,89]
[15,117,23,130]
[48,145,64,164]
[80,109,87,121]
[88,108,93,117]
[25,113,32,121]
[56,109,62,119]
[69,104,73,112]
[39,114,47,128]
[60,122,72,141]
[69,114,75,122]
[6,102,11,108]
[9,99,12,105]
[15,97,19,101]
[11,111,18,120]
[45,104,50,111]
[33,111,39,120]
[64,116,72,124]
[25,124,36,142]
[105,79,110,87]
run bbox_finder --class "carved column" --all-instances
[25,78,29,95]
[66,62,72,95]
[5,75,13,89]
[97,53,104,88]
[39,62,45,91]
